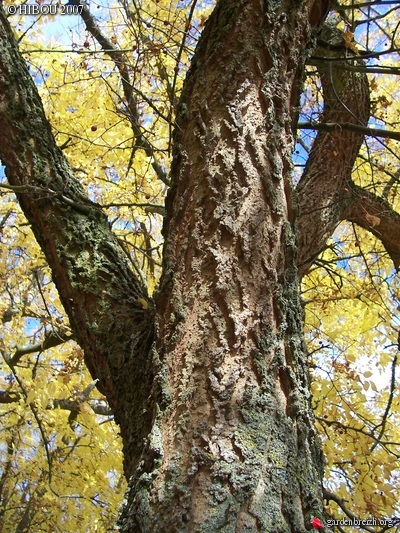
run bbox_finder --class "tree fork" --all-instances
[0,9,154,475]
[296,23,370,276]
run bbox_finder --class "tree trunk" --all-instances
[0,0,333,530]
[119,0,329,530]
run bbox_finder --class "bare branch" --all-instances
[316,417,400,455]
[371,350,398,451]
[8,328,74,367]
[383,168,400,199]
[311,47,400,61]
[308,59,400,76]
[344,183,400,270]
[2,353,53,483]
[298,121,400,142]
[323,489,378,533]
[100,201,165,215]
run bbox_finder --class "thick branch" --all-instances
[344,184,400,270]
[0,390,20,404]
[52,398,112,416]
[0,8,154,470]
[297,25,400,275]
[296,25,370,277]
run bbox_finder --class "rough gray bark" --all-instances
[119,0,330,530]
[0,0,330,528]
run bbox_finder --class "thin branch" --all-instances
[298,121,400,142]
[9,328,74,367]
[315,417,400,454]
[1,352,53,484]
[70,0,169,185]
[0,181,98,215]
[100,201,164,210]
[308,59,400,76]
[383,168,400,199]
[323,489,378,533]
[0,182,40,193]
[168,0,199,152]
[371,348,398,451]
[323,488,399,533]
[130,85,171,124]
[21,48,141,54]
[310,47,400,62]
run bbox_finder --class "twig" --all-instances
[323,489,377,533]
[371,348,398,451]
